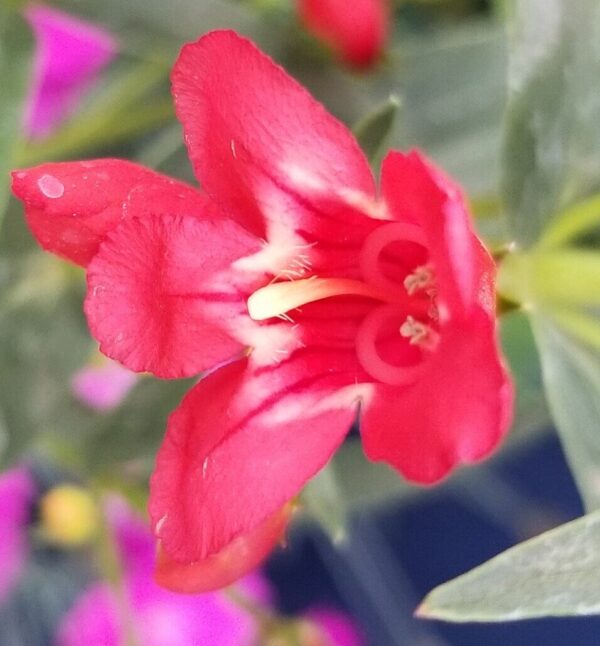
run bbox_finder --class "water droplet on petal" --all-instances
[38,174,64,199]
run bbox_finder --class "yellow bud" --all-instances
[39,485,99,547]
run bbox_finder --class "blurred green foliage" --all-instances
[0,10,34,221]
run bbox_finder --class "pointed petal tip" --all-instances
[10,167,37,201]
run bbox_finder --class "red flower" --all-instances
[297,0,389,68]
[12,31,512,590]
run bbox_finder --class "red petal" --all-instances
[155,504,293,593]
[85,213,261,378]
[149,354,360,562]
[298,0,389,68]
[361,308,514,483]
[171,30,375,241]
[11,160,207,266]
[381,150,491,317]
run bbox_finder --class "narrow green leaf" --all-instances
[418,510,600,622]
[0,10,34,228]
[500,312,548,429]
[532,317,600,511]
[301,462,347,542]
[537,193,600,250]
[549,309,600,354]
[502,0,600,246]
[353,95,401,167]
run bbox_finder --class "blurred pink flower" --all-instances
[24,4,117,138]
[71,357,137,411]
[57,497,266,646]
[0,467,36,604]
[57,497,364,645]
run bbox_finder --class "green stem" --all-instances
[223,585,274,625]
[93,489,140,646]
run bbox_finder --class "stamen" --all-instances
[399,316,439,351]
[247,277,397,321]
[404,264,434,296]
[355,305,425,386]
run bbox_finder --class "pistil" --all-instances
[247,277,408,321]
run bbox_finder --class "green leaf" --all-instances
[500,312,548,433]
[501,0,600,246]
[537,193,600,250]
[0,9,34,228]
[418,509,600,622]
[353,95,401,168]
[498,246,600,511]
[532,317,600,511]
[301,461,348,542]
[548,309,600,353]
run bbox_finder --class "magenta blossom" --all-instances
[0,467,36,604]
[24,4,117,139]
[57,497,363,646]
